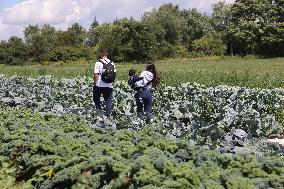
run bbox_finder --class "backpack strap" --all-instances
[99,59,113,74]
[99,59,104,64]
[99,59,107,64]
[142,79,153,90]
[145,79,153,87]
[99,59,112,64]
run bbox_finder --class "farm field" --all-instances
[1,0,284,188]
[0,57,284,88]
[0,68,284,188]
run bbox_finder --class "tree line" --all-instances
[0,0,283,65]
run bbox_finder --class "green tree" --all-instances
[41,24,57,60]
[131,22,159,60]
[257,0,284,56]
[142,3,188,58]
[229,0,262,55]
[67,23,86,47]
[54,23,92,62]
[87,17,100,47]
[229,0,284,56]
[180,9,214,54]
[211,1,233,55]
[211,1,232,33]
[56,23,86,47]
[88,18,159,61]
[0,41,6,64]
[192,32,227,56]
[90,17,99,30]
[50,46,94,62]
[0,36,28,65]
[24,25,44,62]
[24,24,57,62]
[88,23,116,59]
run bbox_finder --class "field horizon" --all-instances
[1,56,283,88]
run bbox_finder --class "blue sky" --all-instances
[0,0,235,40]
[0,0,22,10]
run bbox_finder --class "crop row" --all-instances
[0,75,284,148]
[1,106,284,189]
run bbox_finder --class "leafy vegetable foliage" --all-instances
[1,106,284,189]
[0,75,283,146]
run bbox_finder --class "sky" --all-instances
[0,0,235,40]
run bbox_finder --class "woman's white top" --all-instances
[136,71,153,90]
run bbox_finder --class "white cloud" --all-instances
[0,0,102,40]
[0,13,23,40]
[87,0,147,23]
[0,0,235,40]
[3,0,89,25]
[1,0,147,25]
[184,0,236,13]
[0,24,23,40]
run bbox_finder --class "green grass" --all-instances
[0,56,284,88]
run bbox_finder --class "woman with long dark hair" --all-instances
[135,62,160,123]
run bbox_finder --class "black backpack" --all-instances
[100,59,116,83]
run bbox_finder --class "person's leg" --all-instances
[102,87,113,117]
[138,88,143,103]
[135,93,143,119]
[93,86,101,110]
[143,89,153,122]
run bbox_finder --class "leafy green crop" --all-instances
[0,156,33,189]
[0,75,283,147]
[1,106,284,188]
[0,74,283,188]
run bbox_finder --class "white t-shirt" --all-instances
[94,58,116,88]
[135,71,153,90]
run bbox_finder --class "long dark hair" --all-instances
[146,63,160,88]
